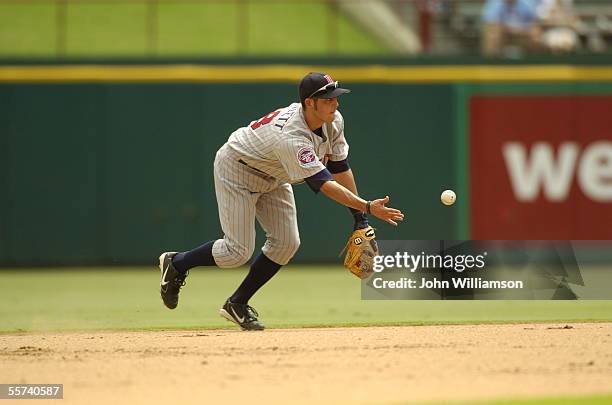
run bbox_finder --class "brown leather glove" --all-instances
[343,226,378,279]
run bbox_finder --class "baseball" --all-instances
[441,190,456,206]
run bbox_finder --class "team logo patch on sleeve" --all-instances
[297,147,319,168]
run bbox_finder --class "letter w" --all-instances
[503,142,579,202]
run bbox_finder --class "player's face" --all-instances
[313,98,338,123]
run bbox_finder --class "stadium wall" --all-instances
[1,61,611,265]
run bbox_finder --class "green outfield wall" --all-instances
[1,61,611,265]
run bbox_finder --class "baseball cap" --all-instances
[299,72,351,103]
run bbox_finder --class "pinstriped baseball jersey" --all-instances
[226,103,349,184]
[210,102,349,268]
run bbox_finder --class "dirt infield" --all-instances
[1,323,611,404]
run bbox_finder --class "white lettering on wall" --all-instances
[502,141,612,202]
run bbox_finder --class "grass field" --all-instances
[0,2,388,57]
[1,266,611,332]
[2,267,611,405]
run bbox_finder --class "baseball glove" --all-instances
[343,226,379,279]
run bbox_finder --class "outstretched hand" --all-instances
[369,196,404,226]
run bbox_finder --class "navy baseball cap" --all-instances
[299,72,351,103]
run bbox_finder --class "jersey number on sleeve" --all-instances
[250,111,280,130]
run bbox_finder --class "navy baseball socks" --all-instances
[172,240,216,272]
[160,242,280,330]
[220,253,281,331]
[230,252,282,304]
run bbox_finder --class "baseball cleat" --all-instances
[158,252,188,309]
[219,299,265,331]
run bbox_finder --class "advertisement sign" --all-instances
[470,96,612,239]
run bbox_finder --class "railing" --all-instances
[1,0,612,58]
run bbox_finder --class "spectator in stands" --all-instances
[537,0,580,52]
[482,0,541,56]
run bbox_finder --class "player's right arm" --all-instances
[273,136,403,226]
[319,180,404,226]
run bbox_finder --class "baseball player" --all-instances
[158,72,404,331]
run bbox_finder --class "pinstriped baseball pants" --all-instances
[211,145,300,268]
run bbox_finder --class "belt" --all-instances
[238,159,274,178]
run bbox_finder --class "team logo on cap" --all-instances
[323,74,334,83]
[297,146,319,168]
